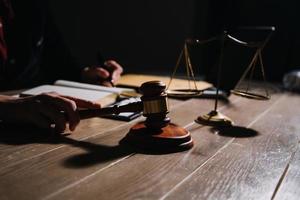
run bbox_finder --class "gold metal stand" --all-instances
[195,28,275,127]
[195,110,233,127]
[195,32,234,127]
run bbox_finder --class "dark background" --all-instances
[48,0,300,81]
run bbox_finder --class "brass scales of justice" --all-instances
[167,27,275,127]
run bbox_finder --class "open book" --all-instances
[21,80,137,107]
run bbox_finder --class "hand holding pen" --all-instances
[100,60,123,87]
[81,54,123,87]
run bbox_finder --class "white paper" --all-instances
[21,85,112,102]
[54,80,134,94]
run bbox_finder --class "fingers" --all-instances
[81,67,109,84]
[37,93,101,131]
[37,93,80,131]
[18,98,67,132]
[94,67,110,79]
[81,60,123,86]
[104,60,123,82]
[27,108,54,130]
[4,92,100,132]
[104,60,123,72]
[36,102,67,132]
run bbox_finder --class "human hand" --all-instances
[81,60,123,87]
[0,93,101,133]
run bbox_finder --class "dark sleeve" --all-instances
[40,5,84,83]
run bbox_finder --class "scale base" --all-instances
[121,122,193,153]
[195,110,233,127]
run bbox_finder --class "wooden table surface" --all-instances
[1,85,300,200]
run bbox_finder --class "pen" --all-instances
[97,52,114,87]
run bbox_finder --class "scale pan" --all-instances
[231,89,270,100]
[167,89,203,98]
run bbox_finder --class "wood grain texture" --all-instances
[273,148,300,200]
[272,94,300,200]
[0,117,125,171]
[0,98,221,200]
[164,93,300,200]
[0,98,182,171]
[1,85,299,200]
[45,94,281,200]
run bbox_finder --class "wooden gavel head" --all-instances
[140,81,170,129]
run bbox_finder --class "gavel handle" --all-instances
[77,101,143,119]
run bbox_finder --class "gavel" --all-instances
[78,81,170,129]
[79,80,193,152]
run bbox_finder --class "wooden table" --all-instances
[1,85,300,200]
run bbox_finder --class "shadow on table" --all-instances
[0,123,134,168]
[0,123,179,169]
[210,126,259,138]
